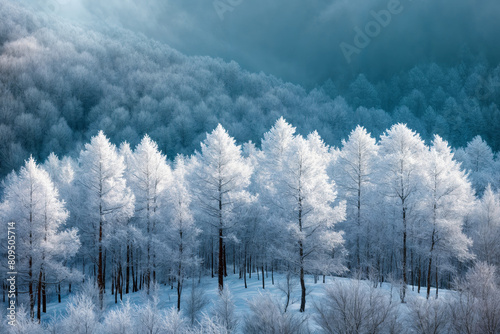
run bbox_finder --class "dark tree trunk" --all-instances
[299,241,306,312]
[435,265,439,298]
[233,244,236,275]
[114,269,118,304]
[211,238,214,278]
[37,271,42,322]
[42,280,46,313]
[262,266,265,289]
[244,247,247,289]
[177,230,183,312]
[126,243,130,294]
[417,263,421,294]
[119,269,123,301]
[402,206,407,303]
[299,195,306,312]
[223,244,228,277]
[218,228,224,292]
[427,231,436,299]
[103,250,107,292]
[98,203,104,309]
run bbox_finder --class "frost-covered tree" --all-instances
[210,287,238,333]
[128,135,171,293]
[471,185,500,267]
[1,157,79,321]
[456,136,495,194]
[378,123,427,302]
[165,155,200,311]
[421,136,475,298]
[76,131,134,309]
[262,119,345,312]
[334,126,378,273]
[191,124,252,292]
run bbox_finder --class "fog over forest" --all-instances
[1,0,500,180]
[20,0,500,86]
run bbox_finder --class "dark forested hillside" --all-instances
[0,0,499,179]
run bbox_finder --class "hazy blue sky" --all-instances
[28,0,500,87]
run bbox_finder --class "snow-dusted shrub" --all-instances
[59,294,98,334]
[243,292,309,334]
[8,306,48,334]
[185,280,208,325]
[407,296,450,334]
[99,300,134,334]
[209,287,238,333]
[191,314,230,334]
[135,295,164,334]
[449,262,500,334]
[314,280,397,334]
[162,307,189,334]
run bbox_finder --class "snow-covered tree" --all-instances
[191,124,252,292]
[377,123,427,302]
[210,287,238,333]
[128,135,171,293]
[165,155,200,311]
[421,136,475,298]
[456,136,495,194]
[1,157,79,321]
[76,131,134,309]
[262,119,345,312]
[334,126,378,273]
[471,185,500,267]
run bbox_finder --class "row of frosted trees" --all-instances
[1,119,499,321]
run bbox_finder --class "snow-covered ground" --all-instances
[40,272,454,332]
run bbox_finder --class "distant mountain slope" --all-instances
[0,0,498,178]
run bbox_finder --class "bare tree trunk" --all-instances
[37,270,42,322]
[218,228,224,292]
[177,230,183,312]
[119,267,123,301]
[211,238,214,278]
[244,247,247,289]
[262,266,265,289]
[114,268,118,304]
[299,194,306,312]
[401,206,407,303]
[223,244,228,278]
[98,203,104,309]
[233,244,236,275]
[299,241,306,312]
[126,243,130,294]
[427,231,436,299]
[42,276,46,313]
[435,264,439,299]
